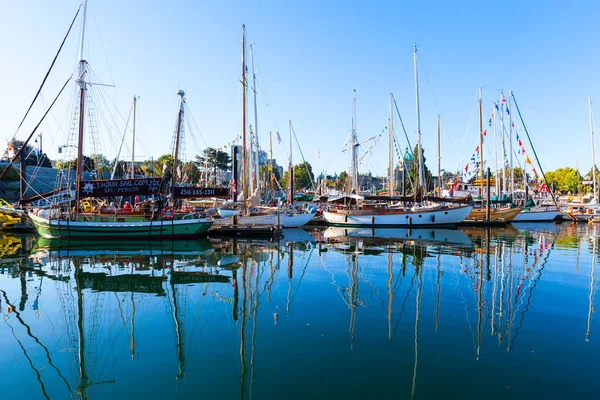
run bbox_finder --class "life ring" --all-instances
[161,206,174,220]
[245,200,252,207]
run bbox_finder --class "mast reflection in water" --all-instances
[0,224,597,399]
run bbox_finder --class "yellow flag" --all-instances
[525,155,532,165]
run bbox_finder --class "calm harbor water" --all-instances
[0,223,598,399]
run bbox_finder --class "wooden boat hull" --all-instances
[464,207,522,222]
[322,205,473,227]
[29,212,213,240]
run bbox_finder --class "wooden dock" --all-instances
[208,224,283,239]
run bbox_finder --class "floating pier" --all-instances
[208,224,283,239]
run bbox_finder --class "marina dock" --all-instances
[208,224,283,239]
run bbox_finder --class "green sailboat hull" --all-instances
[29,212,213,240]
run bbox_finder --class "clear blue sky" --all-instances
[1,0,599,178]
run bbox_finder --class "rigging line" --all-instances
[185,105,209,148]
[393,268,416,336]
[458,91,479,173]
[510,241,553,350]
[11,4,81,140]
[111,105,133,179]
[392,94,413,154]
[290,122,316,190]
[0,74,73,181]
[417,54,460,166]
[289,247,314,305]
[511,92,559,209]
[0,289,75,397]
[90,9,116,89]
[2,314,51,400]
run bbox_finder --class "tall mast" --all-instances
[388,92,394,196]
[241,24,248,202]
[437,114,441,196]
[172,90,185,199]
[131,96,137,178]
[250,44,260,195]
[75,0,89,209]
[414,44,423,188]
[270,131,274,199]
[479,88,484,202]
[590,97,597,201]
[500,91,507,195]
[493,102,498,195]
[288,120,293,205]
[586,227,596,343]
[249,126,254,194]
[509,92,514,195]
[352,90,359,193]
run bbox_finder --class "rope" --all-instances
[0,74,72,181]
[511,92,559,208]
[10,5,81,141]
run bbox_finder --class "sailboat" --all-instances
[463,91,521,223]
[323,46,473,227]
[215,25,315,228]
[569,98,600,222]
[28,1,213,239]
[509,91,561,222]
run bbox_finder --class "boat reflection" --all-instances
[0,223,596,399]
[323,226,473,250]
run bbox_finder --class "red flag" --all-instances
[483,129,487,137]
[465,164,469,173]
[453,180,459,190]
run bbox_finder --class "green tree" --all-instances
[337,171,349,191]
[195,147,231,186]
[8,139,52,167]
[0,165,19,181]
[280,162,315,191]
[408,144,433,192]
[259,164,281,190]
[181,161,200,184]
[55,155,95,172]
[90,154,112,174]
[294,162,314,190]
[545,167,580,193]
[157,154,174,191]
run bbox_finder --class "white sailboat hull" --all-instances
[323,205,473,227]
[512,209,561,222]
[217,209,239,218]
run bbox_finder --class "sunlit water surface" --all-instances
[0,223,597,399]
